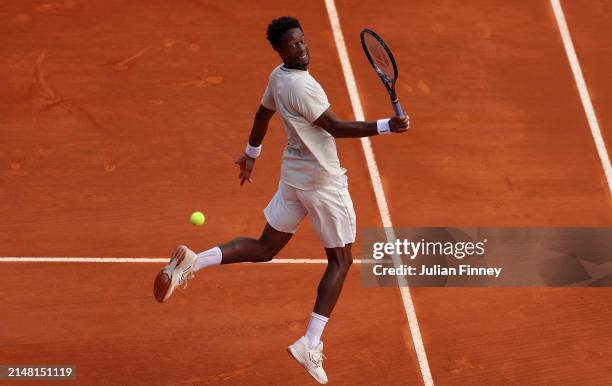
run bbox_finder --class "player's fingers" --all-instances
[391,116,408,128]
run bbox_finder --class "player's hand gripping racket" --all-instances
[360,29,405,116]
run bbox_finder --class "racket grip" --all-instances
[392,101,404,116]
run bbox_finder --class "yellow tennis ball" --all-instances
[190,211,205,226]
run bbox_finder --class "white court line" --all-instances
[551,0,612,194]
[323,1,434,385]
[0,257,387,264]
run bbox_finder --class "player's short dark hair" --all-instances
[266,16,302,49]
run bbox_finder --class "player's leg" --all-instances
[287,175,356,384]
[287,244,353,385]
[196,222,293,268]
[313,244,353,316]
[220,223,293,263]
[154,182,306,303]
[194,181,305,269]
[305,175,356,335]
[153,224,292,303]
[299,244,353,350]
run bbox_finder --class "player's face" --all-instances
[278,28,309,70]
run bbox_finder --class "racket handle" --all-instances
[392,100,404,116]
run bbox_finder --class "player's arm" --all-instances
[314,107,409,138]
[235,104,275,185]
[248,104,275,146]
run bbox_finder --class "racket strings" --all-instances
[364,35,395,81]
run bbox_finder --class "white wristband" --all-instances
[245,143,262,159]
[377,119,391,135]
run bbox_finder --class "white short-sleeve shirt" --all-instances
[261,64,346,190]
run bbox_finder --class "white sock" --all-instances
[305,312,329,349]
[193,247,222,272]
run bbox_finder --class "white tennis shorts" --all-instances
[264,175,356,248]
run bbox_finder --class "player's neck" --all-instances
[283,63,308,71]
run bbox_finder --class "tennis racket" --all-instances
[360,29,405,116]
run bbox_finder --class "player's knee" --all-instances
[327,248,353,272]
[258,252,275,262]
[337,253,352,266]
[256,245,280,262]
[339,256,353,272]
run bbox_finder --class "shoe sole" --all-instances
[287,346,327,384]
[153,246,187,303]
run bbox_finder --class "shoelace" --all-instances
[308,351,327,368]
[177,266,194,288]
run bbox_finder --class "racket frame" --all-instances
[360,28,404,116]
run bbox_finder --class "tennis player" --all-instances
[154,16,409,384]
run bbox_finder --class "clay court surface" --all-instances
[1,0,611,385]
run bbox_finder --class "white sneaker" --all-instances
[288,336,328,384]
[154,245,197,303]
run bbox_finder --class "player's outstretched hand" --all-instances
[390,115,410,133]
[235,154,256,185]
